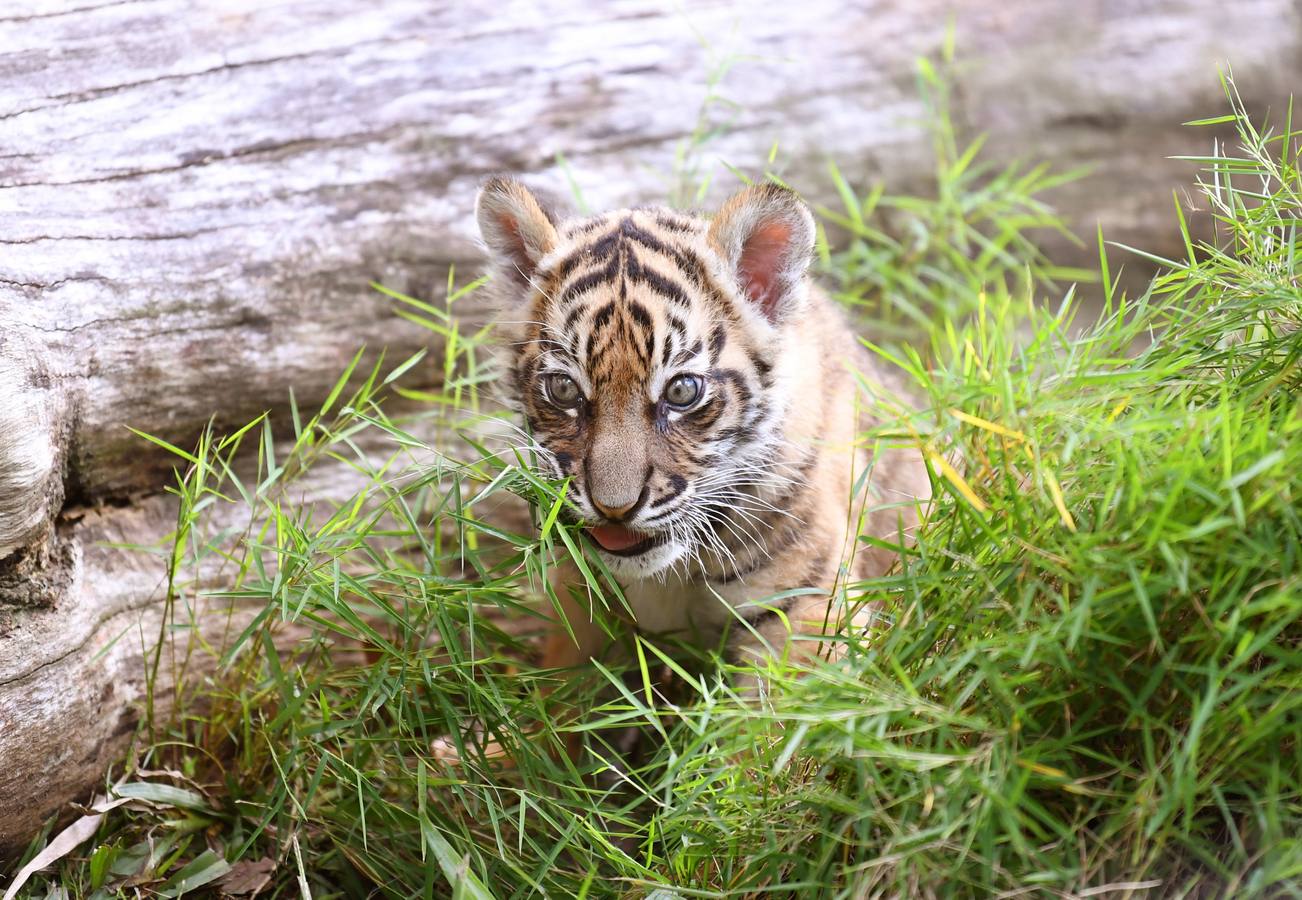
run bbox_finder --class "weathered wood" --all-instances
[0,324,65,561]
[0,421,463,857]
[2,0,1300,857]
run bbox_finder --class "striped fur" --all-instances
[476,178,931,672]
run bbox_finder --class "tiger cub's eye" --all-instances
[664,374,703,409]
[545,373,583,409]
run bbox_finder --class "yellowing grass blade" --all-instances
[926,450,988,512]
[949,408,1027,442]
[1017,759,1068,779]
[1043,468,1078,532]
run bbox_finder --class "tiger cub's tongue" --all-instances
[587,524,646,552]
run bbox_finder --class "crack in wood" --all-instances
[0,224,249,245]
[0,38,414,123]
[0,0,144,24]
[0,590,162,689]
[2,127,407,188]
[0,276,74,290]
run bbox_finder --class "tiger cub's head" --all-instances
[476,177,816,579]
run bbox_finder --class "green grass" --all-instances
[7,74,1301,898]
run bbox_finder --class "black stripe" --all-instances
[711,366,753,409]
[585,301,618,365]
[558,254,619,307]
[682,395,724,431]
[564,217,609,238]
[626,301,656,364]
[748,349,774,387]
[624,252,691,307]
[547,222,621,293]
[671,338,704,368]
[620,218,712,286]
[562,303,588,336]
[519,355,541,393]
[589,228,621,259]
[624,309,652,367]
[628,301,652,328]
[715,424,757,444]
[654,213,699,234]
[649,473,687,510]
[546,247,586,290]
[590,300,617,332]
[708,325,726,363]
[664,313,687,367]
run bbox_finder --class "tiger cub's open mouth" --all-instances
[586,524,667,557]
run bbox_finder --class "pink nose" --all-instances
[592,493,641,521]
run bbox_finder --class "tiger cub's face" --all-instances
[477,179,816,579]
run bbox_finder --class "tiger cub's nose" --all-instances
[591,485,648,521]
[586,444,650,521]
[588,460,649,519]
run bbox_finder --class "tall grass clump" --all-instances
[642,80,1301,895]
[6,76,1300,898]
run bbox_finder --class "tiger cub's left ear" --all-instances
[476,176,564,289]
[707,183,815,325]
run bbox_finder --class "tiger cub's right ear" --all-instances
[475,177,562,288]
[708,183,815,326]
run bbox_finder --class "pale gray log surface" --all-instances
[1,0,1300,856]
[0,422,458,859]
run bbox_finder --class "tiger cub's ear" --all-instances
[707,183,815,325]
[476,177,563,288]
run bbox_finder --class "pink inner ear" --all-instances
[738,220,792,321]
[497,212,524,253]
[495,212,536,282]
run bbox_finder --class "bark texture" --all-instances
[2,0,1300,857]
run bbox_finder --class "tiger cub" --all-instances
[477,177,930,689]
